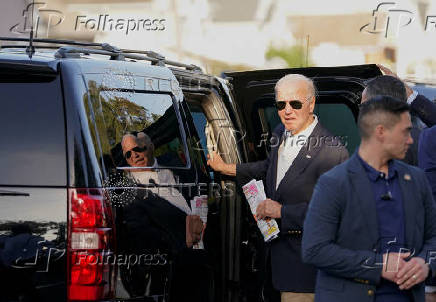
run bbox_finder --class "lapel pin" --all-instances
[404,174,411,181]
[306,155,312,159]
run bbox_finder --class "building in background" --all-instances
[1,0,435,80]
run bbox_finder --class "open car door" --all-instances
[225,64,382,162]
[223,64,381,301]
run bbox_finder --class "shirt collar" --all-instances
[357,152,398,181]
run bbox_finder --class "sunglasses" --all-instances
[124,146,147,159]
[275,95,312,111]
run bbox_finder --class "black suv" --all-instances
[0,38,382,302]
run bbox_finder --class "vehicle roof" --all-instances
[0,48,60,72]
[225,64,382,82]
[0,48,179,79]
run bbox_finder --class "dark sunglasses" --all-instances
[124,146,147,159]
[275,95,312,111]
[275,100,304,110]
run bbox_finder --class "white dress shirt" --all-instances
[276,115,318,189]
[129,159,192,214]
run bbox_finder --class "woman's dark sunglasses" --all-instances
[124,146,147,159]
[275,95,312,111]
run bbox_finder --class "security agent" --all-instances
[302,96,436,302]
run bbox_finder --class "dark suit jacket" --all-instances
[403,116,421,166]
[403,94,436,166]
[302,153,436,302]
[236,122,349,292]
[411,94,436,128]
[418,126,436,202]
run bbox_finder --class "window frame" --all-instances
[82,74,192,176]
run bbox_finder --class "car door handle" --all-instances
[0,190,30,197]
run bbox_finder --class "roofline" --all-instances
[0,37,203,73]
[225,64,381,79]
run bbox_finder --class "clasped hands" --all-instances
[382,252,430,290]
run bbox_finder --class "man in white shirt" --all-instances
[207,74,348,302]
[121,132,203,247]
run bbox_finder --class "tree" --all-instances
[265,45,311,68]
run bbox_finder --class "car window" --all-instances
[0,76,67,186]
[83,78,189,173]
[183,102,212,180]
[82,75,214,300]
[190,109,209,155]
[314,103,359,154]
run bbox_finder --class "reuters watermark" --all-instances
[75,15,166,35]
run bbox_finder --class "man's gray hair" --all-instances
[121,132,152,148]
[135,132,152,148]
[275,74,317,101]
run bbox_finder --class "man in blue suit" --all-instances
[419,126,436,202]
[418,126,436,301]
[362,66,436,166]
[375,65,436,128]
[302,96,436,302]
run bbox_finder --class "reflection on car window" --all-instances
[84,79,188,170]
[102,91,187,169]
[83,77,211,301]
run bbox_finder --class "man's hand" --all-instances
[377,64,414,98]
[256,199,282,220]
[381,252,410,283]
[207,151,225,172]
[396,257,429,290]
[206,151,236,176]
[186,215,203,248]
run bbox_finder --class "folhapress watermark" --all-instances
[9,2,166,38]
[10,2,65,38]
[361,2,436,38]
[75,15,166,35]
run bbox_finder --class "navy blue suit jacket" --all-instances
[418,126,436,201]
[403,94,436,166]
[302,153,436,302]
[411,94,436,128]
[237,122,349,292]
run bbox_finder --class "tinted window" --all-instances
[84,79,188,173]
[0,76,66,186]
[83,75,214,301]
[191,109,209,155]
[262,102,359,154]
[185,103,212,179]
[314,103,359,154]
